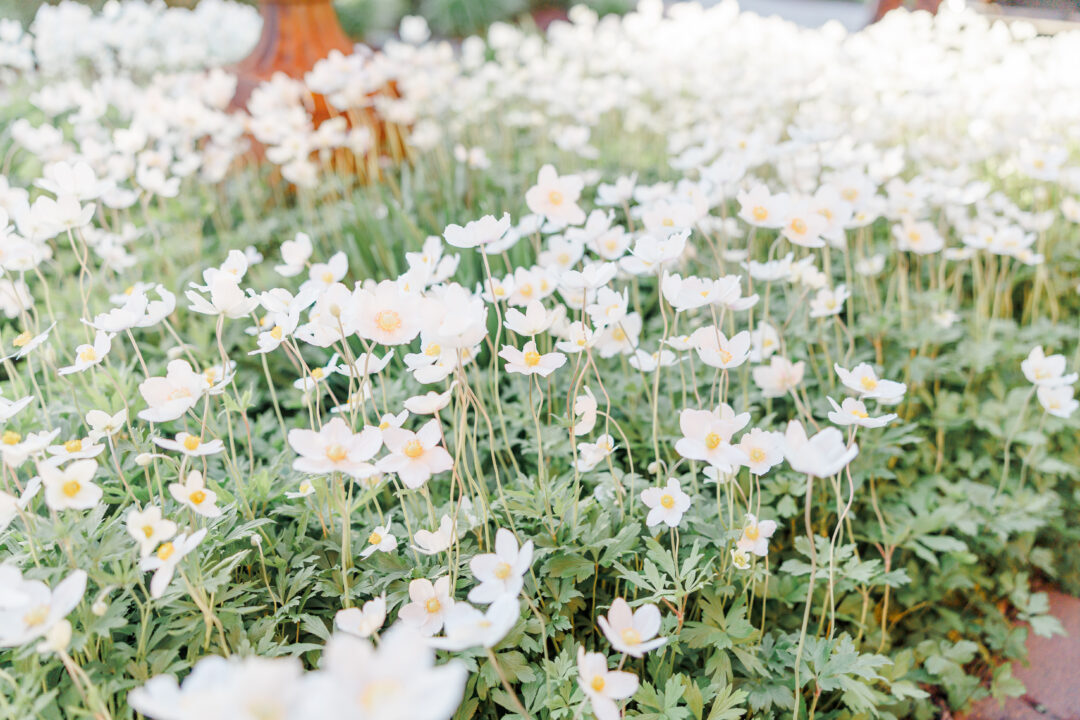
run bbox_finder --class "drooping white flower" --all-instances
[139,529,207,599]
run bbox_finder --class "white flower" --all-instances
[308,624,467,720]
[4,323,54,361]
[1022,346,1077,387]
[1038,385,1078,419]
[443,213,511,249]
[404,386,454,415]
[430,596,519,651]
[414,515,455,555]
[691,327,751,370]
[752,356,805,398]
[41,459,102,511]
[834,362,907,402]
[730,548,751,570]
[577,647,639,720]
[45,437,105,465]
[86,408,126,442]
[360,517,398,558]
[640,478,691,529]
[737,428,785,475]
[808,285,850,318]
[576,434,616,471]
[275,231,312,277]
[573,386,598,436]
[57,331,112,375]
[126,505,177,558]
[499,340,567,377]
[736,513,777,556]
[503,300,554,336]
[335,595,387,638]
[826,397,897,428]
[355,280,425,346]
[525,164,586,227]
[139,529,207,599]
[399,577,454,636]
[783,420,859,478]
[597,598,666,658]
[168,470,222,518]
[468,528,533,604]
[674,405,749,471]
[186,273,258,318]
[288,417,382,479]
[0,567,86,648]
[153,432,224,457]
[377,419,452,489]
[137,359,211,423]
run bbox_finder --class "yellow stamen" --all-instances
[494,562,512,580]
[183,435,201,451]
[660,494,675,509]
[548,190,564,206]
[326,444,348,462]
[591,676,606,692]
[157,542,175,561]
[2,431,20,445]
[425,597,441,614]
[403,439,424,459]
[62,480,81,498]
[524,350,541,367]
[189,490,206,505]
[704,432,721,450]
[12,331,31,347]
[375,310,402,333]
[621,628,642,645]
[64,439,83,453]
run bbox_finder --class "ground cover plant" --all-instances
[0,1,1079,719]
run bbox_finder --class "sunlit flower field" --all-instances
[1,1,1079,718]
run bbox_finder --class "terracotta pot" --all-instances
[229,0,353,124]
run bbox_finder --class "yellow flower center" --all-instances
[662,217,674,227]
[751,206,768,221]
[852,408,869,419]
[860,376,878,391]
[524,350,541,367]
[368,532,382,545]
[425,597,441,614]
[704,432,721,450]
[157,542,175,561]
[841,188,857,202]
[548,190,564,206]
[183,435,201,451]
[744,524,760,541]
[520,284,534,297]
[660,493,675,509]
[189,490,206,505]
[79,347,98,363]
[62,480,81,498]
[321,271,335,283]
[611,327,626,342]
[23,605,49,627]
[908,231,921,244]
[379,421,390,430]
[124,285,135,296]
[2,431,20,445]
[403,439,425,459]
[425,344,442,357]
[790,218,807,235]
[12,331,31,347]
[591,675,606,692]
[494,562,512,580]
[270,325,284,340]
[375,310,403,333]
[621,628,642,645]
[749,448,766,463]
[142,524,154,538]
[326,444,348,462]
[311,367,325,380]
[718,348,733,364]
[64,438,83,453]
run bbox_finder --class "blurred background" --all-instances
[0,0,636,37]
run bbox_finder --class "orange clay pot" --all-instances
[229,0,353,125]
